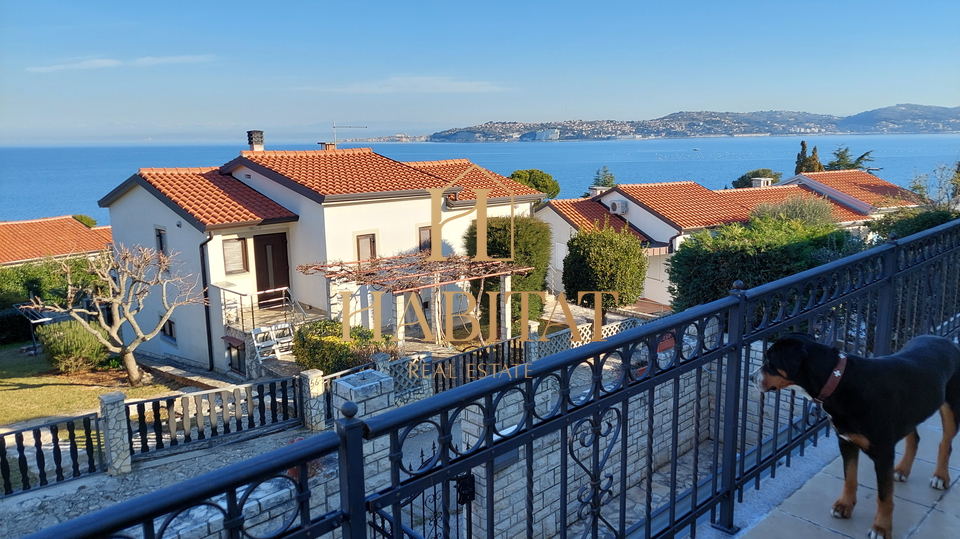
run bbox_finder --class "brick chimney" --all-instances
[319,142,337,150]
[247,130,264,152]
[751,177,774,188]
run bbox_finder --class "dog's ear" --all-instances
[769,336,808,376]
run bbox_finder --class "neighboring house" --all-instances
[0,215,112,266]
[98,134,544,374]
[537,171,919,305]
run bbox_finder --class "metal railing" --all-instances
[430,336,525,393]
[220,286,308,333]
[24,218,960,539]
[1,413,102,497]
[125,378,301,457]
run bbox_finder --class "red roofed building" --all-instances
[0,216,112,266]
[537,171,914,305]
[99,132,544,374]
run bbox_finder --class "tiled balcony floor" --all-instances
[741,414,960,539]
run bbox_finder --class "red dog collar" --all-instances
[816,352,847,402]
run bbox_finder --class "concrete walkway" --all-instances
[741,414,960,539]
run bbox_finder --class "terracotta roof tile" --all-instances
[0,216,112,265]
[405,159,543,200]
[547,198,648,240]
[799,170,920,209]
[615,182,748,229]
[136,167,297,227]
[714,185,866,223]
[238,148,450,196]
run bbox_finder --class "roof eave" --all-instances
[205,215,300,231]
[447,193,544,208]
[99,174,208,232]
[323,186,462,204]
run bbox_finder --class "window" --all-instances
[357,234,376,260]
[223,238,248,274]
[418,226,432,252]
[160,318,176,343]
[155,228,167,255]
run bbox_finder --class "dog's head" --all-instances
[751,333,813,393]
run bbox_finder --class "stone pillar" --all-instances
[394,293,406,353]
[414,352,434,400]
[500,274,512,342]
[372,352,392,374]
[331,370,394,421]
[525,320,540,363]
[300,369,326,432]
[99,392,131,475]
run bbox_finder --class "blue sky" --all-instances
[1,0,957,144]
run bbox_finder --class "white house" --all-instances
[99,132,544,375]
[537,171,919,306]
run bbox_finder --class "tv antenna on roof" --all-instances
[325,121,367,146]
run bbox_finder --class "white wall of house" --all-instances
[597,191,680,244]
[534,206,576,295]
[230,165,328,312]
[643,253,672,305]
[106,185,212,369]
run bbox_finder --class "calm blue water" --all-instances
[2,134,959,225]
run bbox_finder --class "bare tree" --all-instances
[31,246,204,386]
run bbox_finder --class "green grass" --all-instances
[0,342,184,427]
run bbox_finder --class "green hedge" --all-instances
[293,319,397,374]
[867,208,960,240]
[464,216,552,321]
[667,217,853,312]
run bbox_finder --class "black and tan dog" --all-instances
[753,333,960,539]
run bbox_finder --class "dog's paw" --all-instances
[893,471,908,482]
[831,499,855,519]
[867,527,889,539]
[930,475,949,490]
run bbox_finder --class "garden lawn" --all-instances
[0,343,184,427]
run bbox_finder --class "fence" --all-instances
[0,413,102,498]
[22,218,960,539]
[430,336,525,393]
[126,378,301,457]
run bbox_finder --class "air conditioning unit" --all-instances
[609,200,628,215]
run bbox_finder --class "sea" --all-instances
[2,134,959,225]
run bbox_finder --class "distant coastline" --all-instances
[400,104,960,144]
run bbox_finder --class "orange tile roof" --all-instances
[547,198,649,240]
[799,170,920,209]
[135,167,297,228]
[235,148,450,196]
[405,159,543,200]
[615,182,748,229]
[0,216,112,265]
[714,185,866,223]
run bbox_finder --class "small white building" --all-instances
[99,133,544,374]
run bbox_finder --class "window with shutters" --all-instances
[357,234,377,260]
[223,238,248,274]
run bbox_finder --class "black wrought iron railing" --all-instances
[125,378,300,457]
[22,219,960,539]
[0,413,102,497]
[430,336,525,394]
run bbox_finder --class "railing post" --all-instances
[525,320,540,363]
[873,234,899,357]
[98,392,131,475]
[714,281,746,534]
[337,401,367,539]
[300,370,326,431]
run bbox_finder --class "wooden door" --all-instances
[253,233,290,307]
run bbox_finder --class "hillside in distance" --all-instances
[428,104,960,142]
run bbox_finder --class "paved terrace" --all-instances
[737,414,960,539]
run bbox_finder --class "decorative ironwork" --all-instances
[23,220,960,539]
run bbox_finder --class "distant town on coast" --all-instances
[351,103,960,143]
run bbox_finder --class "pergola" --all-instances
[298,251,534,348]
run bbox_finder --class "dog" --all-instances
[753,333,960,539]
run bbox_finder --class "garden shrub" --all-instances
[293,319,394,374]
[867,208,959,241]
[464,216,552,322]
[35,319,109,373]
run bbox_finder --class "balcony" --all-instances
[21,219,960,539]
